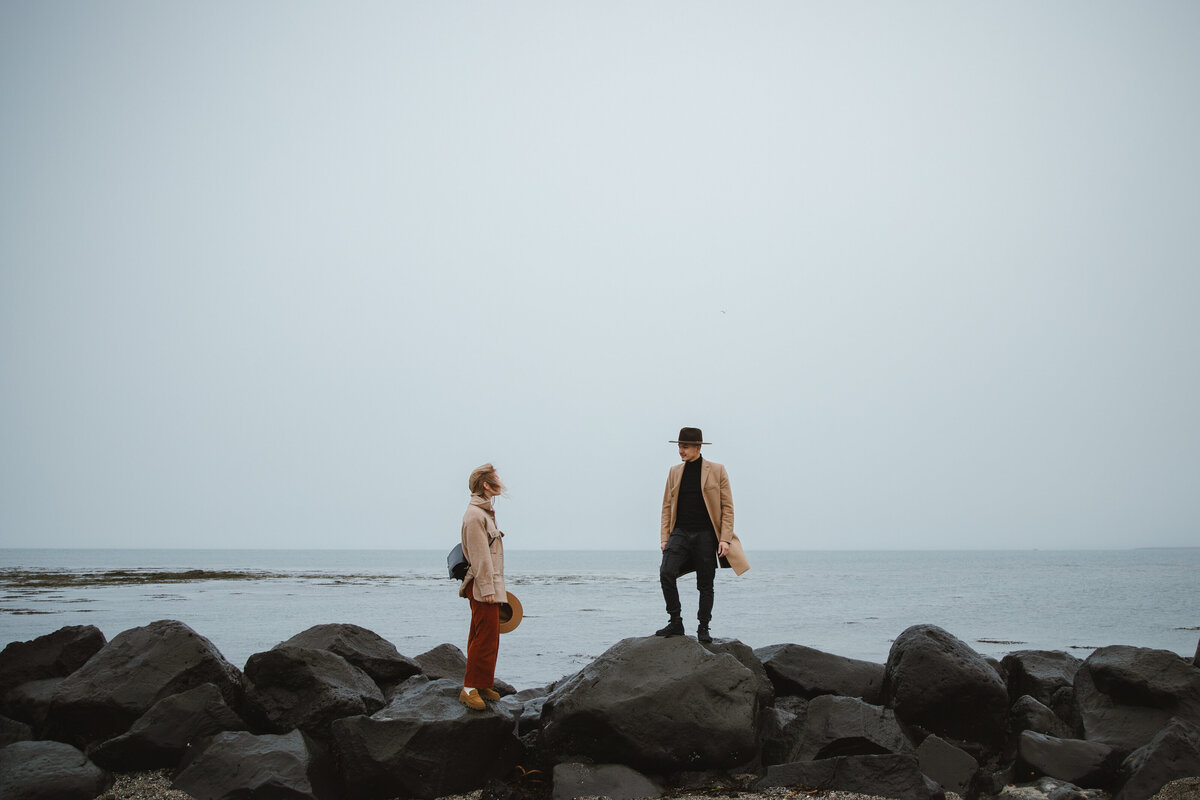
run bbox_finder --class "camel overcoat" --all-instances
[660,458,749,575]
[459,494,507,603]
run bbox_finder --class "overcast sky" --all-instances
[2,2,1197,551]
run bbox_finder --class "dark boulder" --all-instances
[0,715,32,746]
[755,643,885,703]
[1013,695,1076,739]
[761,696,809,767]
[1074,646,1200,754]
[496,686,549,736]
[1003,650,1082,728]
[279,623,421,689]
[331,676,521,799]
[244,645,384,738]
[0,626,106,697]
[758,753,943,800]
[1017,731,1120,788]
[412,643,516,694]
[173,729,339,800]
[89,682,248,770]
[882,624,1009,748]
[1117,718,1200,800]
[1,677,61,733]
[792,694,914,761]
[552,762,662,800]
[44,619,244,749]
[917,733,978,796]
[539,636,762,772]
[0,740,112,800]
[706,638,775,709]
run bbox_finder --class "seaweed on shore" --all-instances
[0,568,286,590]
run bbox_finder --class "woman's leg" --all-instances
[464,596,500,690]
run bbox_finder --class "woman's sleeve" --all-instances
[464,513,497,596]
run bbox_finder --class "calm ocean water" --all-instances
[2,548,1197,690]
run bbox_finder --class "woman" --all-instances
[458,462,507,710]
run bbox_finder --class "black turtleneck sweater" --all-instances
[675,456,714,532]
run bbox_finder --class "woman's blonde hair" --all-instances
[468,463,501,496]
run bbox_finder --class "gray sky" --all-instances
[2,2,1198,551]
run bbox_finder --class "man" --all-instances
[657,427,749,643]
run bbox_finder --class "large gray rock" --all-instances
[1117,718,1200,800]
[917,733,978,796]
[1013,695,1076,739]
[0,715,32,746]
[1074,646,1200,754]
[89,683,248,770]
[539,636,763,772]
[0,740,112,800]
[279,623,421,688]
[758,753,943,800]
[792,695,914,761]
[755,643,885,703]
[0,626,106,697]
[1003,650,1082,729]
[1017,731,1120,788]
[45,620,244,749]
[552,762,662,800]
[706,638,775,709]
[173,729,339,800]
[761,696,809,767]
[882,624,1009,748]
[244,645,384,738]
[331,676,521,799]
[1,677,61,733]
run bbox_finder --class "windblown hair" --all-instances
[468,463,501,496]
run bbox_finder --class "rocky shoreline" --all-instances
[1,620,1197,800]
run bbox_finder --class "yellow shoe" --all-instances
[479,687,501,701]
[458,688,485,711]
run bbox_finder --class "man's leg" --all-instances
[656,531,687,636]
[694,531,718,642]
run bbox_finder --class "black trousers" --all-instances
[659,527,719,623]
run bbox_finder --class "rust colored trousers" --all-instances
[464,595,499,689]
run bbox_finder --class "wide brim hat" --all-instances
[669,427,711,445]
[498,591,523,634]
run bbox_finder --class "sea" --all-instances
[2,548,1197,691]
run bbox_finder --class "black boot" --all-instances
[655,616,684,637]
[697,623,712,643]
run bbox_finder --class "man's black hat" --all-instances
[669,427,711,445]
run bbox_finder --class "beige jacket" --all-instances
[458,494,507,602]
[661,458,749,575]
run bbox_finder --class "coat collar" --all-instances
[469,494,495,514]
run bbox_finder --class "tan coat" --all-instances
[458,494,507,602]
[661,458,749,575]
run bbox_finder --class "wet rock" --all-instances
[882,624,1009,749]
[917,733,978,795]
[173,729,338,800]
[0,740,113,800]
[761,696,808,767]
[1013,695,1076,739]
[1,677,61,734]
[1017,731,1120,788]
[705,638,775,709]
[0,626,106,697]
[792,694,914,761]
[1003,650,1082,729]
[539,636,762,772]
[45,620,244,749]
[755,642,885,703]
[758,753,943,800]
[331,676,521,799]
[552,762,661,800]
[243,645,384,738]
[0,715,32,746]
[1074,646,1200,754]
[279,623,421,689]
[1117,717,1200,800]
[89,683,248,770]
